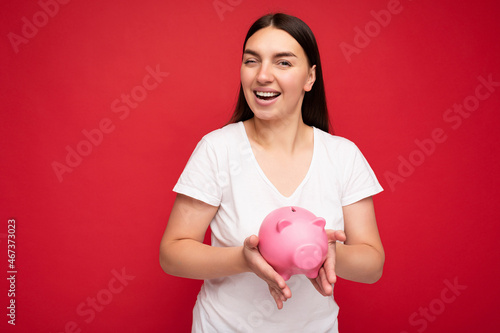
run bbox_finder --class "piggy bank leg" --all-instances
[277,269,291,281]
[305,270,320,279]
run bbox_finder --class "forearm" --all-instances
[160,239,249,280]
[335,242,385,284]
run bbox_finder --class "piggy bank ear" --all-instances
[276,219,292,233]
[312,217,326,229]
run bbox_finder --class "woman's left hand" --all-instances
[309,229,346,296]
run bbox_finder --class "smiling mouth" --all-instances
[254,91,281,100]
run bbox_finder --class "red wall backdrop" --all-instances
[1,0,499,332]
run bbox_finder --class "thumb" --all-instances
[334,230,346,242]
[244,235,259,249]
[326,229,346,242]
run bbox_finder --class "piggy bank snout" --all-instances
[293,244,323,270]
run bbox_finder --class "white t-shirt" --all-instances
[173,121,383,333]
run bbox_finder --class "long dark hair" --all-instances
[229,13,331,133]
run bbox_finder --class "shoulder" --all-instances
[192,122,245,161]
[314,128,360,155]
[200,122,243,147]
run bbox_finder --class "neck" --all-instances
[247,116,312,154]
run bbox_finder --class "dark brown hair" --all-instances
[229,13,331,133]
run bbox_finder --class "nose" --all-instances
[256,62,274,84]
[293,244,322,270]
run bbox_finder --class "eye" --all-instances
[277,60,292,67]
[243,59,257,65]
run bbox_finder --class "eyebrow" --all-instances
[243,49,297,58]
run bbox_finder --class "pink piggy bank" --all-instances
[258,206,328,280]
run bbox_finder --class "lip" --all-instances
[253,88,280,93]
[253,91,280,106]
[253,88,281,106]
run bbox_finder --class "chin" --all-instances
[250,109,280,121]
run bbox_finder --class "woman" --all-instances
[160,13,385,332]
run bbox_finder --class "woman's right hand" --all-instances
[243,235,291,309]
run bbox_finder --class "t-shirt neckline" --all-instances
[238,121,317,200]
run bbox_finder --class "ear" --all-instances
[304,64,316,92]
[311,217,326,229]
[276,219,292,233]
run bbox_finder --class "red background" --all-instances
[1,0,500,332]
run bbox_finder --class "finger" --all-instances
[270,283,288,300]
[276,277,292,299]
[318,267,333,295]
[260,267,290,298]
[244,234,259,249]
[325,229,346,242]
[334,230,346,242]
[253,259,291,300]
[274,274,293,300]
[323,243,338,285]
[309,275,328,296]
[324,262,337,285]
[281,284,292,299]
[269,286,284,309]
[250,256,291,299]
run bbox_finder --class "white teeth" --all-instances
[256,91,280,97]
